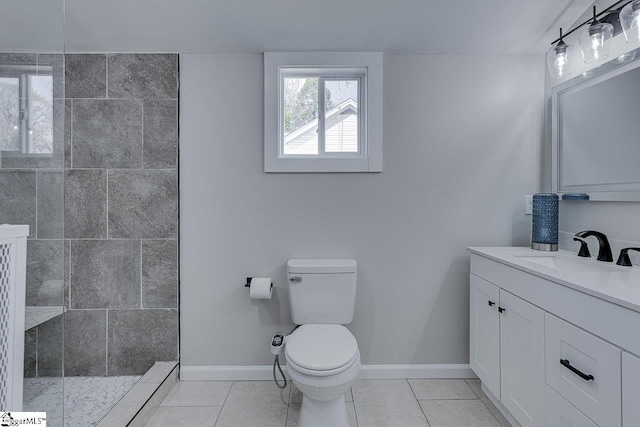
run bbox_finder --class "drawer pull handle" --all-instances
[560,359,594,381]
[488,301,495,307]
[498,307,506,313]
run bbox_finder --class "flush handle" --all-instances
[289,276,302,283]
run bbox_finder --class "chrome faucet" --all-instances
[574,230,613,262]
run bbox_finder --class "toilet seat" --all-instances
[285,324,359,377]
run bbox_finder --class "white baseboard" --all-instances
[180,364,476,381]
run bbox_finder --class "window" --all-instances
[0,65,54,157]
[265,52,382,173]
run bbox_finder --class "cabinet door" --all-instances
[469,274,500,398]
[623,352,640,426]
[499,290,545,427]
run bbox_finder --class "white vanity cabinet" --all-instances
[623,352,640,426]
[470,275,545,427]
[469,248,640,427]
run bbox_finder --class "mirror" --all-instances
[552,46,640,201]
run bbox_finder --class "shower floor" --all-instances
[24,375,141,427]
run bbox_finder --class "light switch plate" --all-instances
[525,195,533,215]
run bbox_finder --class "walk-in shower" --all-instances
[0,1,179,425]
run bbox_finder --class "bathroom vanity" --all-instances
[468,247,640,427]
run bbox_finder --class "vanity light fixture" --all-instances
[548,0,635,78]
[580,6,614,63]
[547,28,571,78]
[620,0,640,43]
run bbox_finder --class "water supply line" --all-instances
[273,355,287,389]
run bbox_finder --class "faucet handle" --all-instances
[616,248,640,267]
[573,238,591,258]
[574,230,613,262]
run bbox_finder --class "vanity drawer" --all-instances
[546,386,598,427]
[545,314,621,427]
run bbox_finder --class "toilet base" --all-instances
[297,394,349,427]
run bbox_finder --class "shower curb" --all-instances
[96,361,179,427]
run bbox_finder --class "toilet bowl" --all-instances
[285,324,360,427]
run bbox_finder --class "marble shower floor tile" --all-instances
[23,375,141,427]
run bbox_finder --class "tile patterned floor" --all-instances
[145,378,513,427]
[23,375,141,427]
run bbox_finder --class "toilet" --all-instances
[285,259,360,427]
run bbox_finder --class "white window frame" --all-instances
[265,52,383,173]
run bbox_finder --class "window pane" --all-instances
[324,79,358,153]
[0,77,20,151]
[283,77,318,155]
[27,75,53,154]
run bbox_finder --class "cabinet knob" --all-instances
[488,301,495,307]
[498,307,506,314]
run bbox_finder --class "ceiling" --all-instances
[1,0,593,54]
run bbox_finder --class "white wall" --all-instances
[543,3,640,246]
[179,53,544,369]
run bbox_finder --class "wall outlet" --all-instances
[525,195,533,215]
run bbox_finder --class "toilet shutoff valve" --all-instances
[271,332,285,355]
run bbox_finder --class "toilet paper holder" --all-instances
[245,277,273,289]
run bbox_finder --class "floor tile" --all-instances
[214,381,290,427]
[420,399,502,427]
[464,379,512,427]
[161,381,232,407]
[409,379,477,400]
[352,380,429,427]
[464,379,483,398]
[286,401,357,427]
[145,406,221,427]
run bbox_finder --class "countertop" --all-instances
[468,247,640,313]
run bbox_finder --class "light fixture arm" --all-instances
[551,0,630,45]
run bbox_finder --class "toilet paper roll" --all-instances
[249,277,273,299]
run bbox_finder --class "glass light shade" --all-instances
[621,0,640,44]
[580,21,614,63]
[546,42,571,78]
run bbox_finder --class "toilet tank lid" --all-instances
[287,259,357,274]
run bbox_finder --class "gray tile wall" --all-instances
[63,53,179,376]
[1,53,179,378]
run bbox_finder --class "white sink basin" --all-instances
[512,254,605,273]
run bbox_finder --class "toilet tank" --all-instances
[287,259,357,325]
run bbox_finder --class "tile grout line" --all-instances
[34,170,38,239]
[350,386,359,427]
[477,395,508,427]
[212,381,234,426]
[105,309,109,376]
[105,169,109,238]
[140,240,143,309]
[105,55,108,100]
[463,379,508,427]
[406,379,432,427]
[70,99,73,168]
[141,99,144,169]
[68,241,72,309]
[285,381,294,426]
